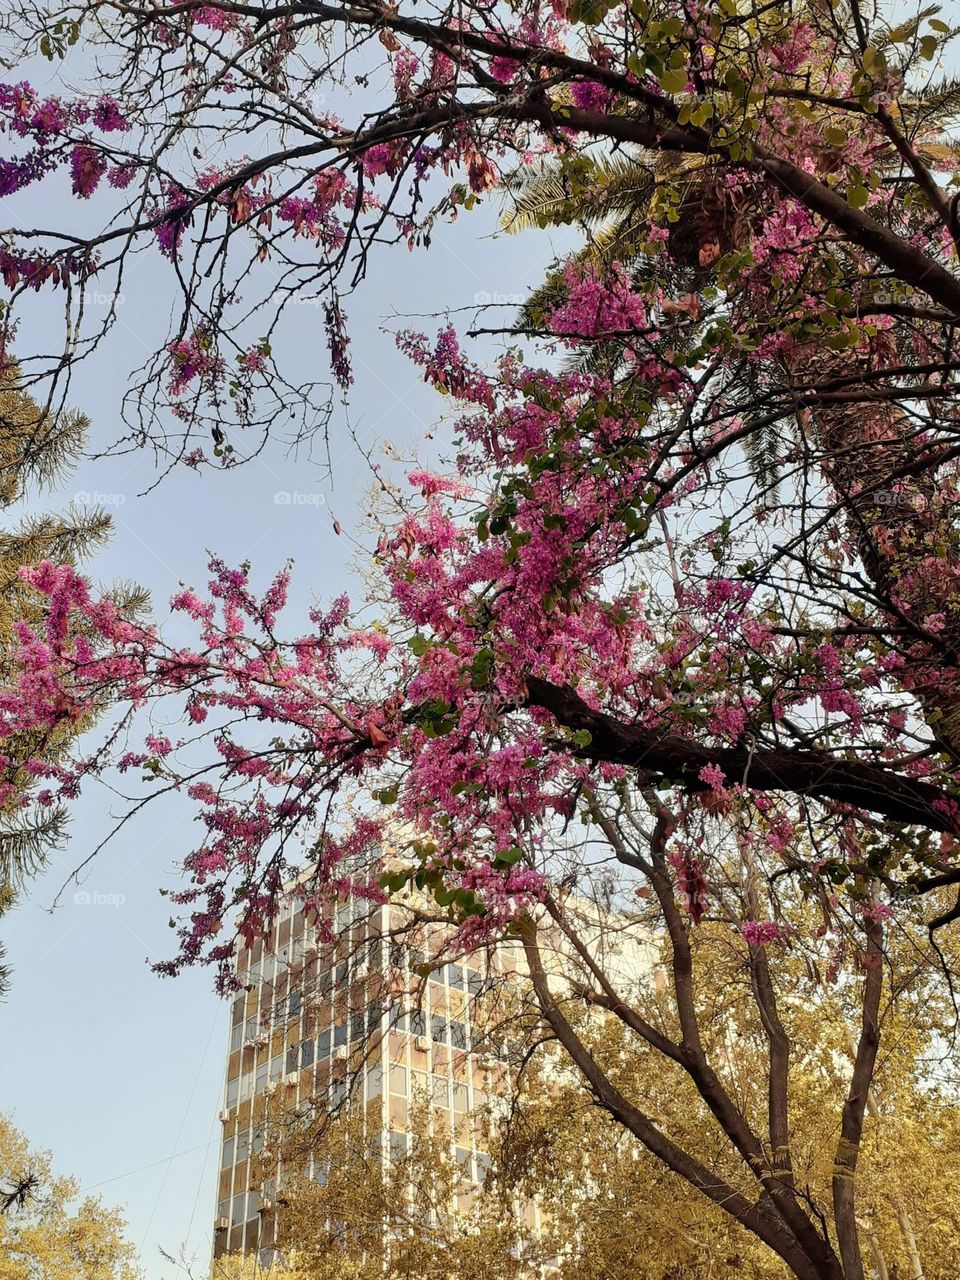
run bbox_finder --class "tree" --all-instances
[266,907,960,1280]
[0,1113,139,1280]
[5,1,960,1275]
[0,366,136,994]
[273,1107,529,1280]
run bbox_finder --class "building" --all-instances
[213,873,657,1262]
[213,887,536,1260]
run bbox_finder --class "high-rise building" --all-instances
[213,860,658,1264]
[213,887,536,1261]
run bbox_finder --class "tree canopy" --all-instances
[3,0,960,1274]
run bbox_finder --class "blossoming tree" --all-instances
[3,0,960,1274]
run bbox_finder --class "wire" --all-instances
[78,1141,213,1194]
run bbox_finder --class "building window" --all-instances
[225,1077,239,1108]
[220,1137,234,1170]
[300,1038,315,1069]
[447,964,464,990]
[430,1015,447,1045]
[450,1021,467,1050]
[333,1023,347,1048]
[317,1028,331,1060]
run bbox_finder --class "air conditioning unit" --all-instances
[414,1035,429,1053]
[215,1217,229,1231]
[259,1198,275,1213]
[283,1071,299,1086]
[333,1045,348,1062]
[265,1081,280,1096]
[219,1108,232,1122]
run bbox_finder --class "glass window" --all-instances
[255,1062,268,1094]
[431,1015,447,1045]
[317,1028,331,1059]
[455,1147,473,1177]
[286,1045,298,1074]
[226,1077,239,1107]
[230,1023,242,1053]
[231,1194,246,1226]
[410,1009,426,1038]
[450,1021,467,1050]
[287,990,302,1021]
[239,1071,254,1102]
[453,1082,468,1112]
[221,1137,235,1169]
[476,1151,491,1182]
[389,1064,407,1095]
[334,1023,347,1048]
[300,1038,315,1069]
[350,1012,364,1042]
[388,1132,408,1162]
[270,1053,283,1082]
[447,964,464,990]
[431,1075,450,1107]
[366,1066,383,1100]
[236,1129,251,1163]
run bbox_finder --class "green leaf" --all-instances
[408,633,430,656]
[659,68,689,95]
[494,846,523,867]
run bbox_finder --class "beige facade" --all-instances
[213,891,534,1260]
[213,868,657,1261]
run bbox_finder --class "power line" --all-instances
[78,1140,214,1194]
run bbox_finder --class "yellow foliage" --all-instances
[0,1114,139,1280]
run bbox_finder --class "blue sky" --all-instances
[0,56,572,1277]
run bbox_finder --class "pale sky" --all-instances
[0,47,572,1278]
